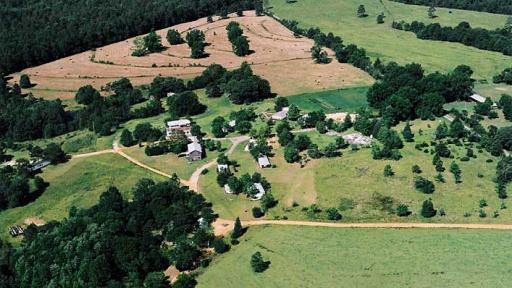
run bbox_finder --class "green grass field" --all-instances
[287,86,369,113]
[197,225,512,287]
[200,119,510,223]
[268,0,512,80]
[0,153,165,241]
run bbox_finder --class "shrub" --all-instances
[396,204,410,217]
[421,199,436,218]
[252,207,264,218]
[250,251,270,273]
[414,177,435,194]
[326,208,342,220]
[212,238,230,254]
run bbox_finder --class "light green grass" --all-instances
[197,225,512,287]
[0,153,165,241]
[475,83,512,100]
[200,119,509,223]
[287,86,369,113]
[122,140,231,180]
[269,0,512,80]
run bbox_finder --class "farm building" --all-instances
[272,107,289,120]
[252,183,266,200]
[187,142,203,161]
[167,92,176,97]
[30,159,51,172]
[469,94,498,108]
[166,119,192,138]
[257,155,271,168]
[343,133,372,145]
[224,184,232,194]
[217,164,229,172]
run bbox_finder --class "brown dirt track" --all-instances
[11,11,373,99]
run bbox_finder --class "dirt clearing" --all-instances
[11,11,373,99]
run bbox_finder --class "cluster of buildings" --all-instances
[165,119,203,161]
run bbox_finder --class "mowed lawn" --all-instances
[197,225,512,287]
[287,86,369,113]
[269,0,512,80]
[200,119,511,223]
[0,153,165,241]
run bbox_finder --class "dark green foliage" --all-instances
[392,0,512,16]
[0,0,256,73]
[474,97,494,115]
[284,144,300,163]
[449,161,462,183]
[412,164,422,174]
[392,20,512,56]
[493,68,512,85]
[383,165,394,177]
[294,134,312,151]
[326,207,342,220]
[323,143,340,158]
[274,97,289,112]
[434,143,451,158]
[143,272,171,288]
[496,156,512,184]
[0,165,33,211]
[19,74,32,88]
[414,176,435,194]
[232,217,244,239]
[133,123,163,142]
[75,85,101,105]
[261,192,277,212]
[167,29,184,45]
[13,177,213,286]
[435,122,449,139]
[298,111,326,128]
[167,91,206,117]
[206,82,223,98]
[225,74,272,104]
[396,204,410,216]
[43,143,69,164]
[120,129,135,147]
[144,31,165,53]
[150,76,187,99]
[212,116,227,138]
[226,22,251,56]
[145,137,188,156]
[132,99,165,119]
[186,29,207,58]
[213,237,230,254]
[250,251,270,273]
[311,46,330,64]
[252,207,264,218]
[402,121,414,142]
[174,273,198,288]
[421,199,436,218]
[357,4,368,17]
[376,12,386,24]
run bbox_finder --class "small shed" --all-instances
[217,164,229,172]
[257,155,271,168]
[187,142,203,161]
[167,92,176,97]
[224,184,233,194]
[252,183,266,200]
[271,107,289,120]
[30,160,51,172]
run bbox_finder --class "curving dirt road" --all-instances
[71,149,115,159]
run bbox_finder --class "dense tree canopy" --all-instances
[0,0,255,73]
[392,21,512,56]
[389,0,512,15]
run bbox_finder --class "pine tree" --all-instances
[383,165,394,177]
[357,5,367,17]
[19,74,32,88]
[402,121,414,142]
[120,129,135,147]
[231,217,243,239]
[449,161,462,183]
[250,251,270,272]
[421,199,436,218]
[428,5,436,18]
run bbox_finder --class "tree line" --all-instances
[389,0,512,15]
[0,177,215,287]
[0,0,256,74]
[392,20,512,56]
[226,22,252,56]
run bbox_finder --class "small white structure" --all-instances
[228,120,236,128]
[469,94,486,103]
[252,183,266,200]
[166,119,192,138]
[257,155,271,168]
[224,184,233,194]
[342,133,372,145]
[272,107,289,120]
[217,164,229,172]
[244,138,257,152]
[187,142,203,161]
[30,160,51,172]
[167,92,176,97]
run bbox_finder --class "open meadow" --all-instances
[0,153,165,241]
[268,0,512,80]
[200,119,511,223]
[197,225,512,287]
[10,11,373,100]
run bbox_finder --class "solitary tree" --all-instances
[231,217,244,239]
[449,161,462,183]
[144,31,164,53]
[376,12,385,24]
[384,165,394,177]
[120,129,135,147]
[396,204,410,216]
[167,29,183,45]
[421,199,436,218]
[428,5,437,18]
[402,121,414,142]
[250,251,270,272]
[357,5,367,17]
[19,74,32,88]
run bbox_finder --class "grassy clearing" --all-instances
[121,140,231,180]
[475,83,512,100]
[197,225,512,287]
[268,0,512,80]
[200,119,510,223]
[287,86,369,113]
[0,153,165,241]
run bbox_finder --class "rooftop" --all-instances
[469,94,486,103]
[167,119,191,127]
[253,182,266,200]
[258,155,271,167]
[187,142,202,154]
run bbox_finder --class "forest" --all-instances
[0,177,215,287]
[392,21,512,56]
[389,0,512,15]
[0,0,256,74]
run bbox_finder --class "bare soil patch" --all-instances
[11,11,373,99]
